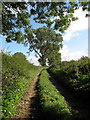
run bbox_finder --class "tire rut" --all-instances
[11,69,43,120]
[49,75,90,120]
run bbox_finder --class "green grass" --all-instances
[38,70,72,120]
[2,52,42,118]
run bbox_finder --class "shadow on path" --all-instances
[29,79,43,120]
[48,72,90,120]
[10,69,43,120]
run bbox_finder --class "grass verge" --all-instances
[38,70,72,120]
[2,52,42,119]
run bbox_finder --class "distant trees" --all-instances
[12,52,26,60]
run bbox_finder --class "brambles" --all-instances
[48,56,90,100]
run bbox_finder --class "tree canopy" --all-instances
[1,1,89,66]
[2,2,31,43]
[30,2,89,31]
[27,26,63,66]
[2,2,89,43]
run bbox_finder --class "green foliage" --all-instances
[2,52,41,118]
[48,56,90,99]
[48,52,61,66]
[30,2,89,32]
[2,2,89,47]
[1,2,89,67]
[38,70,72,120]
[28,26,63,66]
[2,2,32,44]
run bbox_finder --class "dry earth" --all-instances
[11,69,43,120]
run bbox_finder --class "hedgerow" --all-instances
[38,70,72,120]
[2,52,42,118]
[48,56,90,100]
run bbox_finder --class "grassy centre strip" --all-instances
[38,70,72,120]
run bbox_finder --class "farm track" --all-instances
[49,75,90,120]
[11,69,43,120]
[11,69,89,120]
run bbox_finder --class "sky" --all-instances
[1,7,89,66]
[59,7,89,61]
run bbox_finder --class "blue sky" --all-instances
[59,7,88,61]
[1,7,89,65]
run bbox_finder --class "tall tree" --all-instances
[1,2,89,66]
[27,26,63,66]
[48,52,61,66]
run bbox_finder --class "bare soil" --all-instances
[11,69,43,120]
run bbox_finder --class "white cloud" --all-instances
[59,45,88,61]
[72,33,80,37]
[27,56,40,66]
[63,7,88,41]
[51,16,60,22]
[63,32,72,41]
[27,44,88,65]
[0,48,8,53]
[27,56,49,66]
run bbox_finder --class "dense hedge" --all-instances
[2,52,42,118]
[38,70,72,120]
[48,56,90,100]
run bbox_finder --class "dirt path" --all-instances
[10,69,89,120]
[49,75,90,120]
[11,69,43,120]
